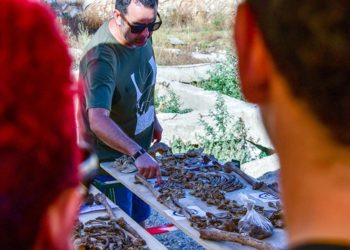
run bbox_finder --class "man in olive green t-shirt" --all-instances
[80,0,162,225]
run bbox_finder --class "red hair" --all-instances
[0,0,80,249]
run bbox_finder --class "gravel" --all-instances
[145,209,205,250]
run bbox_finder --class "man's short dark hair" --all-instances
[247,0,350,145]
[115,0,158,14]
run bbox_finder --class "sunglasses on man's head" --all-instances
[121,12,162,34]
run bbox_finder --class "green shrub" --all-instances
[198,53,243,100]
[155,90,192,114]
[170,138,196,153]
[197,95,259,163]
[170,95,264,164]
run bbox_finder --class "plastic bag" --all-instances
[238,194,273,239]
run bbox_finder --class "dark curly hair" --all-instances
[0,0,80,249]
[115,0,158,14]
[247,0,350,145]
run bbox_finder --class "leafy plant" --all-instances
[155,90,192,114]
[170,95,269,164]
[198,53,243,100]
[170,138,196,153]
[168,95,268,164]
[196,95,261,163]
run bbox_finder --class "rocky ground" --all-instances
[146,209,205,250]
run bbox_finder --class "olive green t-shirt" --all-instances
[80,22,156,162]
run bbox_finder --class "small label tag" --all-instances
[249,192,279,202]
[187,205,206,217]
[163,205,206,220]
[80,200,118,214]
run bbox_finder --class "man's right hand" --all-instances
[134,152,162,185]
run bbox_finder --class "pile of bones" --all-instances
[114,143,284,249]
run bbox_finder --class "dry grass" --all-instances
[154,48,208,65]
[64,24,91,49]
[62,24,91,69]
[59,5,233,67]
[152,26,232,65]
[153,27,232,51]
[153,9,233,55]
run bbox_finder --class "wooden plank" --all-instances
[79,186,167,250]
[101,162,287,250]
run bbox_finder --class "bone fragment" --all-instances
[115,217,146,245]
[135,173,161,198]
[226,162,279,198]
[200,228,278,250]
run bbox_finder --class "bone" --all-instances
[94,193,115,220]
[135,173,194,220]
[135,173,161,198]
[200,228,278,250]
[94,193,146,247]
[225,162,279,198]
[148,142,172,158]
[115,217,146,245]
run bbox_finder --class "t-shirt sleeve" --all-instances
[83,46,117,110]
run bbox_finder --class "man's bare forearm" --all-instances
[89,108,162,183]
[88,108,140,156]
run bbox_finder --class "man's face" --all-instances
[119,1,157,47]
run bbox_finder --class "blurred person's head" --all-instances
[113,0,161,47]
[0,0,81,249]
[234,0,350,146]
[234,0,350,246]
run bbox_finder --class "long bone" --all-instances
[134,173,161,198]
[115,217,146,246]
[94,193,146,247]
[134,173,193,219]
[224,162,280,198]
[200,228,279,250]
